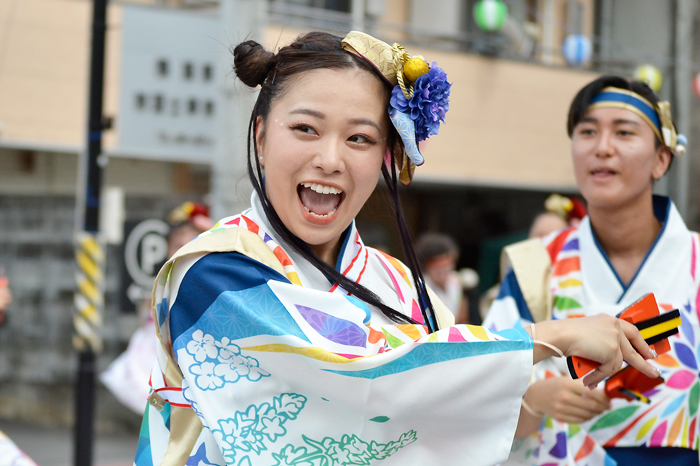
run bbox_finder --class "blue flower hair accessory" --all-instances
[342,31,451,185]
[391,63,451,147]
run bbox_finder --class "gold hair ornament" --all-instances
[342,31,429,99]
[342,31,450,185]
[656,101,686,156]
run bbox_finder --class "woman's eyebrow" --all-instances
[348,118,381,132]
[290,108,325,119]
[290,108,381,132]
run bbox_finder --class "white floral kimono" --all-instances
[134,192,535,466]
[485,196,700,465]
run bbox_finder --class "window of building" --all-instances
[154,94,164,113]
[156,59,169,77]
[203,64,213,82]
[183,62,194,80]
[204,100,215,116]
[135,93,146,110]
[188,98,197,115]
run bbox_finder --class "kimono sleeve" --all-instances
[483,270,535,332]
[142,251,536,466]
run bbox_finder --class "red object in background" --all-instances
[168,201,210,226]
[567,197,587,222]
[694,72,700,99]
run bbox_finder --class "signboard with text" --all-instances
[116,5,221,163]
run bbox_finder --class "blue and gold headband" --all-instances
[342,31,451,185]
[588,87,687,156]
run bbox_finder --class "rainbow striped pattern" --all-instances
[485,196,700,465]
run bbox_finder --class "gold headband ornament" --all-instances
[342,31,451,185]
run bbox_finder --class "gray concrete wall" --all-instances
[0,148,210,432]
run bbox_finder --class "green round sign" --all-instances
[474,0,508,32]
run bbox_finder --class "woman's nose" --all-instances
[312,139,345,173]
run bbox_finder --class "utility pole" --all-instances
[210,0,265,221]
[598,0,613,67]
[351,0,365,31]
[672,0,696,223]
[74,1,108,465]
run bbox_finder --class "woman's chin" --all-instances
[291,212,349,249]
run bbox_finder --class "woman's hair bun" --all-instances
[233,40,275,88]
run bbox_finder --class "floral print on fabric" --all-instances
[212,393,307,463]
[271,431,417,466]
[187,330,270,390]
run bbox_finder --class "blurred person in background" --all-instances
[479,195,586,320]
[484,76,698,466]
[100,202,212,414]
[0,269,10,325]
[528,194,587,239]
[416,232,469,323]
[0,273,37,466]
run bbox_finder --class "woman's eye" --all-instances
[578,128,595,136]
[348,134,375,144]
[292,124,317,135]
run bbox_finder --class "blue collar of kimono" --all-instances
[334,224,354,271]
[590,195,671,297]
[651,194,671,223]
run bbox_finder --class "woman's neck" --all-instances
[308,238,344,268]
[588,195,662,286]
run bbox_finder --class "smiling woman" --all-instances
[255,67,388,265]
[134,36,660,466]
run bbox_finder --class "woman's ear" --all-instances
[255,116,266,166]
[651,145,672,180]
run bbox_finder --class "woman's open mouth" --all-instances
[590,167,617,180]
[297,182,345,220]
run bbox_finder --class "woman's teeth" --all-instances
[300,182,342,195]
[302,204,339,218]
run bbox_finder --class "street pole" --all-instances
[210,0,264,221]
[351,0,365,32]
[672,0,696,222]
[74,1,108,465]
[598,0,613,67]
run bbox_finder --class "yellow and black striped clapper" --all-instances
[635,309,681,345]
[567,308,681,379]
